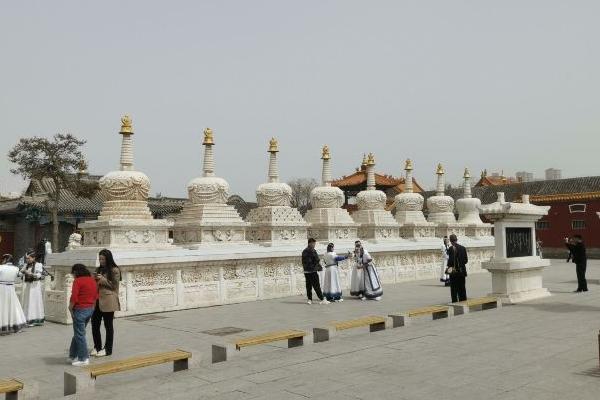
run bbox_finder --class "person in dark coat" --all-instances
[301,238,329,305]
[445,234,468,302]
[565,235,587,292]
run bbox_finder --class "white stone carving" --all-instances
[456,168,493,237]
[174,128,249,246]
[394,159,436,239]
[305,146,358,243]
[79,115,174,249]
[44,238,494,323]
[246,138,307,246]
[350,153,399,241]
[480,193,551,304]
[426,164,457,224]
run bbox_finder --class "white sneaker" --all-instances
[361,297,366,301]
[67,357,76,364]
[335,298,344,302]
[307,300,312,305]
[96,349,106,357]
[89,348,98,357]
[319,299,330,305]
[373,297,381,301]
[71,359,90,367]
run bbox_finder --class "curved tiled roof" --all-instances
[331,171,424,193]
[422,176,600,206]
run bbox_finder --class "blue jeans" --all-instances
[69,307,94,361]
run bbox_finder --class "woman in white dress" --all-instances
[440,236,450,286]
[0,254,27,335]
[356,244,383,300]
[19,251,45,326]
[322,243,351,302]
[350,240,366,298]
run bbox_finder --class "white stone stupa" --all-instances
[394,159,435,239]
[245,138,308,246]
[456,168,492,238]
[426,163,465,238]
[79,115,173,249]
[305,145,358,243]
[351,153,399,241]
[173,128,248,247]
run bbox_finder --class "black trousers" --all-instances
[91,302,115,354]
[576,262,588,291]
[450,275,467,303]
[305,272,324,301]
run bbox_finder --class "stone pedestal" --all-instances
[480,193,551,304]
[482,256,551,303]
[246,206,308,246]
[80,219,173,249]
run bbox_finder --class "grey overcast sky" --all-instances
[1,1,598,199]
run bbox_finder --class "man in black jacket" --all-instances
[566,235,587,292]
[301,238,329,305]
[446,234,468,302]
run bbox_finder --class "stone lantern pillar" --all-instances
[479,193,551,303]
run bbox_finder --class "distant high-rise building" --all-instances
[545,168,562,180]
[516,171,534,182]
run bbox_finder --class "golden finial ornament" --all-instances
[367,153,375,166]
[321,145,331,160]
[119,114,134,135]
[464,168,470,179]
[436,163,445,175]
[361,153,368,167]
[203,127,214,145]
[405,159,413,171]
[268,137,279,153]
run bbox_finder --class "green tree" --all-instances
[8,134,95,252]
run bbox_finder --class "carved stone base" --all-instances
[434,223,467,239]
[80,219,174,249]
[395,210,429,225]
[399,223,437,239]
[351,209,399,241]
[427,212,457,225]
[305,207,359,243]
[173,203,249,246]
[44,239,495,323]
[465,224,493,238]
[246,206,308,246]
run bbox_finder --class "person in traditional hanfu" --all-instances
[356,243,383,301]
[322,243,351,302]
[19,251,45,326]
[1,254,27,335]
[440,236,450,286]
[350,240,366,299]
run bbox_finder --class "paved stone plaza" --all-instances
[2,259,600,399]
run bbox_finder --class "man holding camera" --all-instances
[565,235,587,293]
[445,234,468,302]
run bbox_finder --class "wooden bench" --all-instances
[0,379,37,400]
[313,315,390,343]
[212,329,308,363]
[0,379,23,400]
[64,349,194,396]
[449,296,501,315]
[389,305,450,327]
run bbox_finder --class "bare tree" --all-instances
[8,134,96,252]
[287,178,318,216]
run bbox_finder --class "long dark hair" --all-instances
[71,263,91,278]
[98,249,121,282]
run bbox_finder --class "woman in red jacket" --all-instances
[68,264,98,366]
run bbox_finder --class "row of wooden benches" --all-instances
[1,296,500,399]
